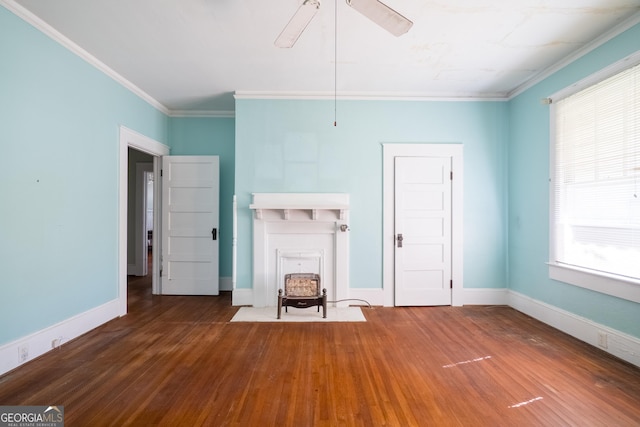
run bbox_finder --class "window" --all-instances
[549,55,640,302]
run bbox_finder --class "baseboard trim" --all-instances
[341,287,509,307]
[346,288,385,307]
[4,287,637,376]
[508,290,640,368]
[127,263,137,276]
[462,288,509,305]
[220,276,232,292]
[232,288,253,306]
[0,299,122,376]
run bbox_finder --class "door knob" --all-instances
[397,233,403,248]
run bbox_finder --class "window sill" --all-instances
[548,263,640,304]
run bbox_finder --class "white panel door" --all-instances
[394,156,452,306]
[161,156,219,295]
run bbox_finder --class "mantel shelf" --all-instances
[249,204,349,220]
[249,193,350,221]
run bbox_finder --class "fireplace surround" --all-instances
[250,193,350,307]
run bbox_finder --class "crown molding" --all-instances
[508,10,640,99]
[168,110,235,118]
[5,0,638,115]
[1,0,170,115]
[234,91,508,102]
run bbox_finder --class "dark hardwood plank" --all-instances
[1,276,639,426]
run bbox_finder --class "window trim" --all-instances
[548,50,640,303]
[548,263,640,303]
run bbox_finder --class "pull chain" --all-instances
[334,0,337,126]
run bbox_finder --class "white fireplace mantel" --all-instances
[249,193,349,221]
[250,193,350,307]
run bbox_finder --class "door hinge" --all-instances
[160,269,163,277]
[160,169,163,177]
[450,171,453,180]
[450,279,453,289]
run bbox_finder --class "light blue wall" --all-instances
[3,0,637,352]
[508,23,640,338]
[169,117,235,278]
[235,99,509,291]
[0,6,168,345]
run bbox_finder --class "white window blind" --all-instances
[552,62,640,281]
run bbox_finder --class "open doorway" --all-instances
[128,148,153,278]
[144,170,154,267]
[127,152,154,303]
[118,126,169,316]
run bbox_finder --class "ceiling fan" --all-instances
[275,0,413,48]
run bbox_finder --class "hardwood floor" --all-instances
[1,273,639,426]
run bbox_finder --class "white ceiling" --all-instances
[10,0,640,114]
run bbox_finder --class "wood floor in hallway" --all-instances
[1,274,639,426]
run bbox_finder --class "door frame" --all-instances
[382,143,464,307]
[118,126,169,315]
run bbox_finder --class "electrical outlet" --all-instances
[51,336,67,349]
[18,344,29,363]
[597,331,608,349]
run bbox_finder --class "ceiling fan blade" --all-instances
[345,0,413,36]
[275,0,321,48]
